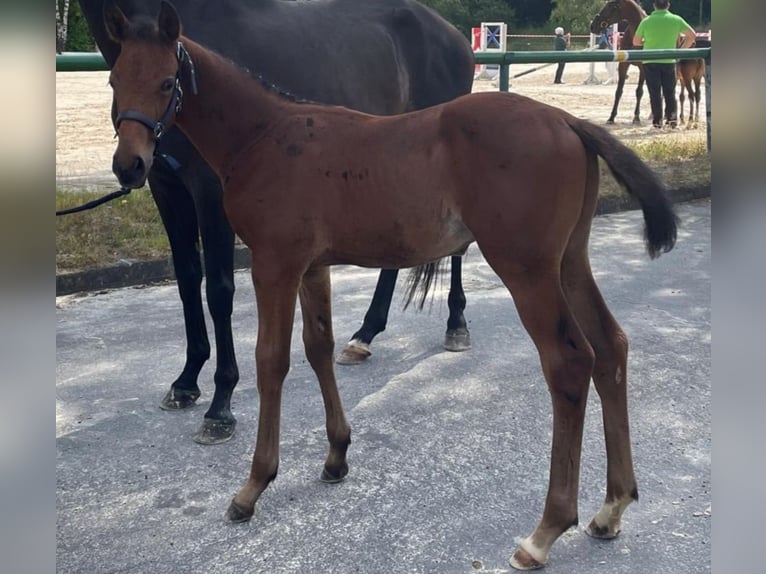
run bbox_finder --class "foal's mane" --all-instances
[123,14,319,107]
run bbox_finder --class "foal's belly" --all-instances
[324,205,474,269]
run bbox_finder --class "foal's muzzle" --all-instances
[112,146,152,189]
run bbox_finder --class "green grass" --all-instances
[56,139,709,273]
[56,186,169,273]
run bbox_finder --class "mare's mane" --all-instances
[123,14,320,106]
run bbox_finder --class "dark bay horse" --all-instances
[107,1,679,569]
[79,0,474,444]
[590,0,646,124]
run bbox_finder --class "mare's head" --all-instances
[590,0,630,34]
[105,0,185,188]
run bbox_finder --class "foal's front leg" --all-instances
[299,266,351,482]
[225,265,301,522]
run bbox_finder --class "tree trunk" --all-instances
[56,0,70,53]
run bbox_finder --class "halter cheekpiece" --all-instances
[115,41,198,140]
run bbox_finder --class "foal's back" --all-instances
[223,91,589,270]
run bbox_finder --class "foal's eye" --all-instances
[161,78,175,92]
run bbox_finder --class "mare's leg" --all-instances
[149,168,207,410]
[188,166,239,444]
[226,262,301,522]
[337,256,472,364]
[336,268,398,365]
[444,255,471,351]
[607,62,628,124]
[499,267,594,570]
[298,266,351,481]
[631,65,645,124]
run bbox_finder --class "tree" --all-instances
[512,0,554,28]
[420,0,516,38]
[549,0,605,34]
[56,0,70,53]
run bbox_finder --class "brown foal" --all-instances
[106,1,679,569]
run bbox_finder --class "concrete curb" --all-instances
[56,185,710,296]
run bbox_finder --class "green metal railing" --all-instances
[473,48,710,92]
[57,47,712,149]
[56,48,711,82]
[57,52,109,72]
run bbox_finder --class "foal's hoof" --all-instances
[632,118,641,125]
[606,119,616,125]
[510,546,547,571]
[193,417,236,445]
[585,519,622,539]
[444,328,471,352]
[159,387,201,410]
[224,498,254,523]
[336,340,371,365]
[320,461,349,484]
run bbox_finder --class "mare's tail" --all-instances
[567,118,679,258]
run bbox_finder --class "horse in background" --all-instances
[78,0,474,445]
[107,2,678,569]
[590,0,646,124]
[676,34,706,127]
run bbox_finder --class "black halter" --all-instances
[115,41,198,140]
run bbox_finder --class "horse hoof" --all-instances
[585,519,622,539]
[320,461,349,483]
[606,119,615,125]
[509,546,546,570]
[336,340,371,365]
[444,328,471,352]
[193,418,236,445]
[224,498,254,523]
[159,387,201,410]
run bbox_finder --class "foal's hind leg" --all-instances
[483,259,594,570]
[298,266,351,482]
[561,252,637,540]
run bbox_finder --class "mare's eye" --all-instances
[161,78,175,92]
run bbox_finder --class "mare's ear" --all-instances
[158,0,182,44]
[104,0,130,43]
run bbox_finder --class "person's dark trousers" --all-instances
[643,63,678,127]
[554,62,566,83]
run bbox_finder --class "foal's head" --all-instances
[105,0,184,188]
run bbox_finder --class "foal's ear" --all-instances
[103,0,130,42]
[158,0,182,44]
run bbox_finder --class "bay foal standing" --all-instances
[106,2,678,569]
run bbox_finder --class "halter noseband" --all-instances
[115,41,198,140]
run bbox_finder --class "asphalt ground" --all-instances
[56,199,711,574]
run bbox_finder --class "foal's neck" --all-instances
[176,37,291,177]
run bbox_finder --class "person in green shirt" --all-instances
[633,0,696,128]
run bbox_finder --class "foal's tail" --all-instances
[567,118,679,259]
